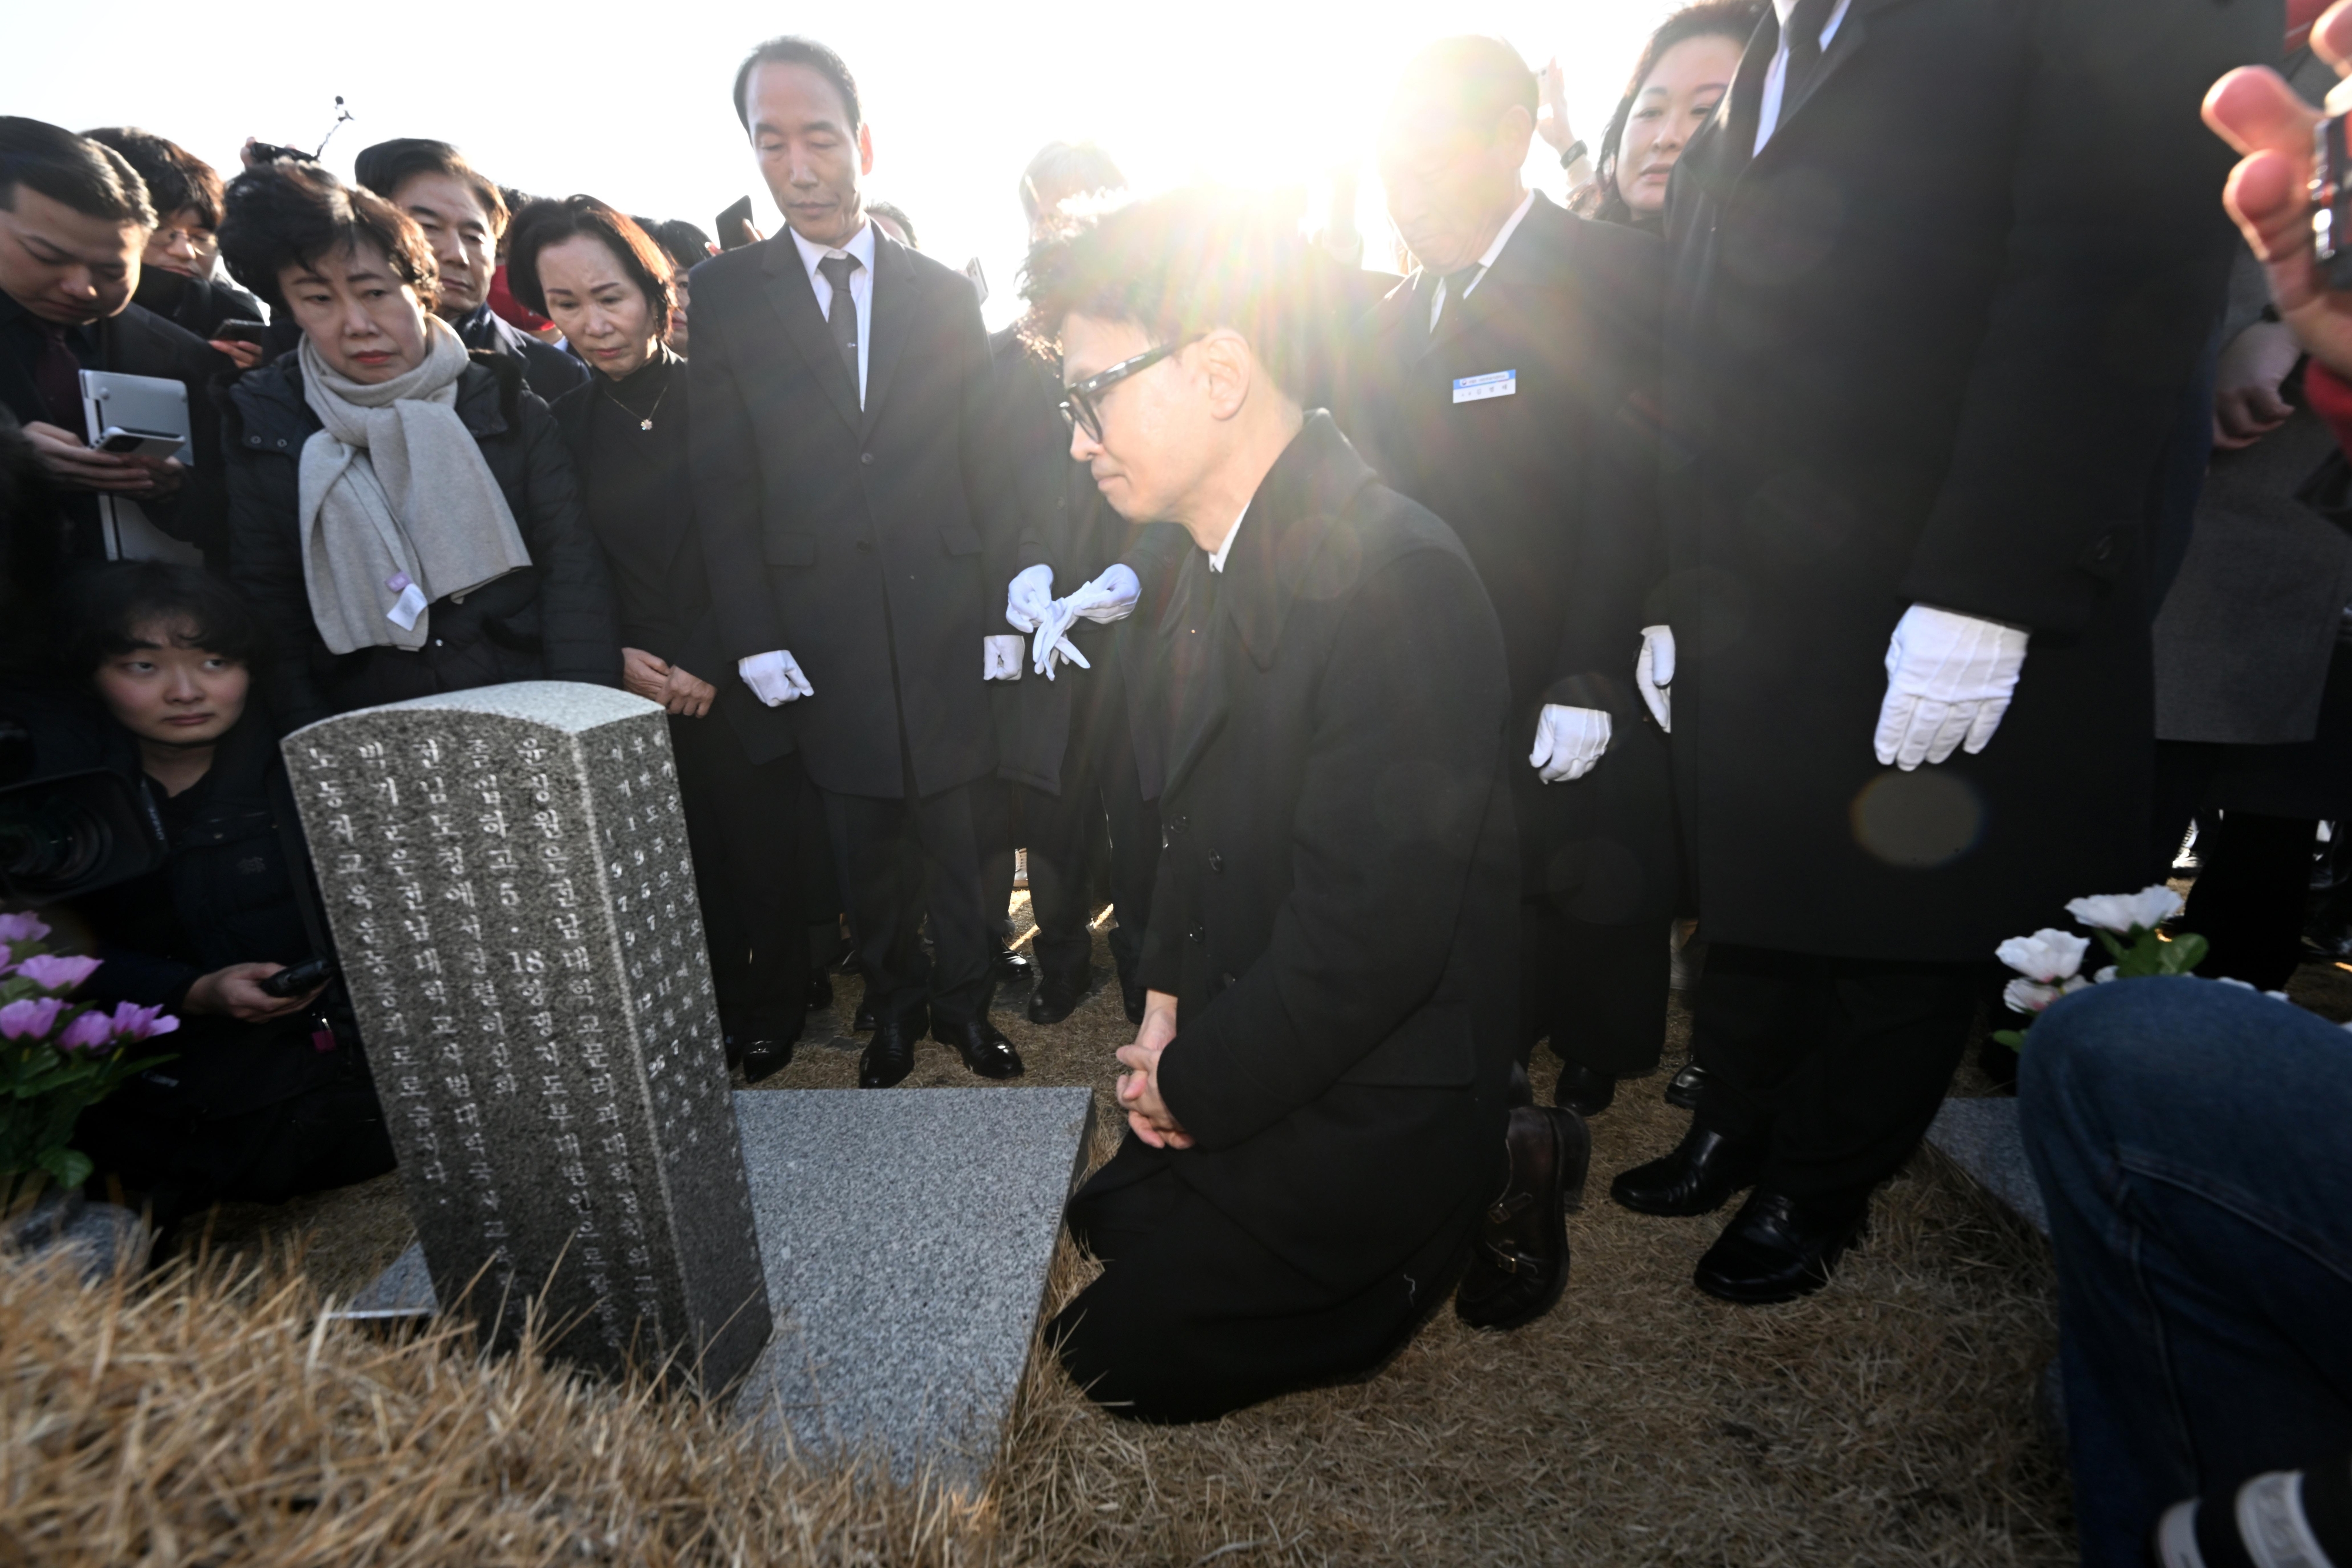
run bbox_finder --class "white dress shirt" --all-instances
[1429,188,1536,333]
[790,216,878,406]
[1208,504,1247,573]
[1755,0,1855,154]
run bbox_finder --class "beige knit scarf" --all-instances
[296,315,533,654]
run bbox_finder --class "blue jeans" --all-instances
[2020,978,2352,1566]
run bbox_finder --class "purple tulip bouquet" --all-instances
[0,912,178,1209]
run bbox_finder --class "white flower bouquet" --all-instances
[1990,884,2203,1052]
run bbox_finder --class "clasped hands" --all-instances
[1526,626,1676,784]
[1004,563,1141,680]
[623,647,719,716]
[1117,989,1192,1149]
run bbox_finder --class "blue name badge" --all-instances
[1452,369,1517,404]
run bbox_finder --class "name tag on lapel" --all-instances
[1452,370,1516,404]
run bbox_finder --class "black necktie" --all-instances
[33,320,83,430]
[817,253,862,404]
[1438,264,1484,326]
[1778,0,1840,133]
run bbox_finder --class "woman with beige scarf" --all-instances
[216,159,616,731]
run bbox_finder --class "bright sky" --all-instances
[4,0,1685,329]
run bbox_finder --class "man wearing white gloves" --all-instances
[690,35,1027,1089]
[1612,0,2277,1305]
[1349,36,1679,1121]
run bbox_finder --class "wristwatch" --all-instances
[1558,139,1589,170]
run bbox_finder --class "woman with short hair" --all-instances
[509,195,808,1081]
[214,159,617,730]
[81,126,269,358]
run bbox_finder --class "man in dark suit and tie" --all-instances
[690,35,1025,1088]
[1347,36,1676,1126]
[1613,0,2278,1303]
[0,119,228,569]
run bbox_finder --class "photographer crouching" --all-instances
[47,562,392,1239]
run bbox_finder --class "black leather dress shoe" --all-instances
[1694,1188,1868,1305]
[1120,971,1146,1025]
[993,947,1034,989]
[1553,1062,1616,1117]
[858,1010,922,1088]
[1664,1059,1708,1110]
[740,1037,795,1084]
[806,969,834,1010]
[1027,967,1090,1026]
[1609,1124,1765,1216]
[852,991,876,1034]
[1456,1105,1591,1330]
[933,1014,1024,1079]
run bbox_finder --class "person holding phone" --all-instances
[81,127,269,367]
[52,561,395,1240]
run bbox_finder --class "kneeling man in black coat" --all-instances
[1027,190,1588,1423]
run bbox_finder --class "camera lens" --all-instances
[0,787,115,897]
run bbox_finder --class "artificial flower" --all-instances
[106,1002,178,1041]
[12,953,101,993]
[1994,928,2090,983]
[2065,885,2184,935]
[55,1010,114,1053]
[2002,975,2090,1015]
[0,912,50,944]
[0,997,65,1039]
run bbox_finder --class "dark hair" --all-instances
[867,199,917,250]
[59,561,266,677]
[1019,141,1126,227]
[1580,1,1763,227]
[1022,186,1340,402]
[732,36,861,133]
[507,196,676,326]
[218,159,440,314]
[1392,36,1539,137]
[638,218,713,273]
[0,118,155,229]
[81,127,223,229]
[352,138,511,237]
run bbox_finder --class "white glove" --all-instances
[1031,599,1091,680]
[1636,624,1675,733]
[983,634,1024,681]
[1063,563,1141,624]
[739,650,813,706]
[1005,563,1055,634]
[1529,704,1612,784]
[1873,603,2029,770]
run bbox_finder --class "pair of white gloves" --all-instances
[734,562,1145,706]
[1526,605,2028,783]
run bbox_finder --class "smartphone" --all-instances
[260,954,337,998]
[214,319,268,346]
[717,196,756,250]
[97,426,186,458]
[2314,113,2352,290]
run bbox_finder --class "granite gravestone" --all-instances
[283,683,771,1387]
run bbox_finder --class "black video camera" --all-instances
[0,717,165,905]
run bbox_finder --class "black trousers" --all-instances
[1050,1141,1470,1422]
[1689,943,1980,1202]
[823,773,993,1028]
[1520,902,1668,1077]
[2176,812,2315,992]
[671,716,810,1044]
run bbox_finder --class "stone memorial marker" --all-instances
[284,683,771,1388]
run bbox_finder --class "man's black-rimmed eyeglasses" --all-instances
[1060,339,1194,442]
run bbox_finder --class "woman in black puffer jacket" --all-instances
[215,158,616,733]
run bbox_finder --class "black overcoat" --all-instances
[1346,193,1676,920]
[221,352,620,731]
[549,366,795,767]
[1660,0,2278,960]
[688,230,1017,800]
[1115,413,1519,1296]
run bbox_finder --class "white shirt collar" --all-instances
[789,215,877,284]
[1208,503,1247,573]
[1475,188,1536,277]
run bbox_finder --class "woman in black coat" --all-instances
[509,196,808,1078]
[212,159,616,731]
[56,563,394,1236]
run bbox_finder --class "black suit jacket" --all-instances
[688,229,1016,799]
[1117,413,1518,1296]
[1660,0,2278,959]
[0,297,230,563]
[457,305,588,405]
[1346,193,1675,917]
[550,367,794,766]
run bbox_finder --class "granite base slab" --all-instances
[733,1086,1096,1490]
[1924,1095,2047,1235]
[338,1085,1097,1490]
